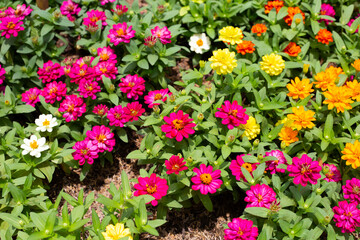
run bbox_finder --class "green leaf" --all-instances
[245,207,270,218]
[221,145,231,159]
[139,198,147,226]
[142,225,159,236]
[68,218,89,232]
[0,213,22,229]
[165,46,181,56]
[332,31,346,52]
[323,114,333,140]
[40,24,54,36]
[108,93,119,105]
[137,59,149,70]
[147,54,158,65]
[8,183,25,204]
[126,150,147,159]
[121,170,132,198]
[182,70,203,81]
[44,211,56,234]
[198,192,213,211]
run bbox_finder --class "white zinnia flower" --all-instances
[35,114,58,132]
[21,135,49,158]
[189,33,211,54]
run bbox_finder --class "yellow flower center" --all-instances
[100,67,107,73]
[130,109,138,116]
[100,53,109,61]
[117,28,124,36]
[237,227,244,236]
[154,94,163,100]
[79,69,86,76]
[196,39,203,46]
[91,17,99,22]
[242,162,253,172]
[43,119,50,126]
[67,104,75,113]
[146,184,157,194]
[172,119,184,130]
[86,85,93,91]
[49,87,57,95]
[344,212,353,217]
[29,94,37,101]
[7,22,15,29]
[200,173,212,185]
[172,164,180,170]
[30,140,38,150]
[96,134,106,143]
[257,193,263,203]
[80,149,88,155]
[229,109,238,116]
[353,186,360,194]
[128,82,135,87]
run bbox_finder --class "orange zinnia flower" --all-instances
[287,106,316,131]
[264,0,284,14]
[278,126,299,146]
[352,59,360,71]
[346,80,360,102]
[313,66,344,91]
[323,86,353,113]
[251,23,267,36]
[286,77,314,100]
[341,140,360,169]
[283,42,301,57]
[236,40,255,55]
[315,29,333,45]
[284,7,305,26]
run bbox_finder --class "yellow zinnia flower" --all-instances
[323,86,353,113]
[260,53,285,76]
[286,77,314,100]
[346,80,360,102]
[275,117,294,128]
[219,26,243,45]
[208,49,237,75]
[239,116,260,140]
[313,66,344,91]
[278,126,299,146]
[341,140,360,169]
[102,223,133,240]
[352,59,360,71]
[287,106,316,130]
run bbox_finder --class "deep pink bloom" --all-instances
[333,200,360,233]
[224,218,259,240]
[37,60,64,83]
[68,61,95,84]
[107,105,128,127]
[83,10,107,27]
[144,89,171,108]
[343,178,360,205]
[0,64,6,85]
[41,81,67,104]
[108,22,135,45]
[93,104,108,117]
[244,184,277,209]
[60,0,80,21]
[191,164,223,195]
[323,163,341,182]
[161,110,196,142]
[112,5,128,16]
[318,4,336,25]
[151,26,172,44]
[287,154,322,187]
[229,154,259,182]
[97,46,117,62]
[58,95,86,122]
[86,125,115,152]
[118,74,145,100]
[265,150,287,174]
[134,173,169,206]
[94,60,118,80]
[144,36,157,47]
[21,87,41,107]
[77,79,101,100]
[0,16,24,38]
[6,4,32,20]
[100,0,116,5]
[72,139,99,165]
[215,100,249,129]
[123,102,145,122]
[165,155,188,175]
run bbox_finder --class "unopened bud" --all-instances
[187,156,193,163]
[257,154,263,160]
[21,67,27,72]
[197,113,204,121]
[199,60,206,68]
[157,5,166,14]
[153,105,160,113]
[228,135,235,143]
[53,10,62,19]
[109,84,115,92]
[31,36,38,45]
[303,64,310,74]
[169,94,176,102]
[181,90,186,95]
[295,18,301,25]
[253,139,260,147]
[281,141,287,149]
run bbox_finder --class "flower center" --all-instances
[200,173,212,185]
[79,69,86,76]
[49,87,57,95]
[100,53,109,61]
[172,164,180,170]
[242,162,253,172]
[154,94,163,101]
[30,140,38,150]
[67,4,74,11]
[146,184,157,194]
[229,109,238,116]
[90,17,99,22]
[116,28,124,36]
[196,39,204,46]
[353,186,360,194]
[115,113,122,119]
[300,164,312,175]
[130,109,138,116]
[96,134,106,143]
[100,67,107,73]
[67,104,75,113]
[257,193,263,203]
[320,10,326,15]
[7,22,15,29]
[237,227,244,236]
[86,84,93,91]
[156,31,161,38]
[172,119,185,130]
[80,148,88,155]
[128,82,135,87]
[29,94,37,101]
[344,211,353,217]
[43,119,50,126]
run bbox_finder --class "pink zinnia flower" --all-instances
[134,173,169,206]
[72,139,99,165]
[83,10,107,27]
[68,62,95,84]
[161,110,196,142]
[77,79,101,100]
[244,184,277,209]
[224,218,259,240]
[107,105,128,127]
[100,0,116,5]
[112,5,128,16]
[287,154,322,187]
[93,104,108,117]
[86,125,115,152]
[144,36,157,47]
[323,163,341,182]
[151,26,172,44]
[229,154,259,182]
[41,81,67,104]
[165,155,188,175]
[0,64,6,85]
[123,102,145,122]
[333,200,360,233]
[0,16,24,38]
[97,46,117,62]
[215,100,249,129]
[191,164,223,195]
[318,4,336,25]
[21,87,41,107]
[265,150,287,174]
[108,22,135,45]
[6,4,32,20]
[144,89,171,108]
[94,60,118,80]
[37,60,64,83]
[118,74,145,100]
[58,95,86,122]
[60,0,80,21]
[343,178,360,205]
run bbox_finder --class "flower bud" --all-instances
[146,149,151,154]
[197,113,204,121]
[253,139,260,147]
[153,105,160,114]
[31,36,38,45]
[53,10,62,19]
[199,60,206,68]
[157,5,166,14]
[109,84,115,92]
[187,156,193,163]
[281,141,287,149]
[323,216,331,225]
[55,111,62,118]
[113,15,119,21]
[228,135,235,143]
[295,18,301,25]
[257,154,263,161]
[169,94,176,102]
[303,64,310,74]
[21,66,27,73]
[177,153,183,158]
[5,100,10,105]
[180,90,186,95]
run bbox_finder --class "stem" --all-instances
[36,0,49,10]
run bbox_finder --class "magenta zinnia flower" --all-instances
[58,95,86,122]
[86,125,115,152]
[77,79,101,100]
[0,16,24,38]
[0,64,6,85]
[151,26,172,44]
[224,218,259,240]
[112,5,128,16]
[244,184,277,209]
[134,173,169,206]
[144,89,171,108]
[93,104,108,117]
[68,61,95,84]
[108,22,135,45]
[229,154,258,182]
[41,81,67,104]
[6,4,32,20]
[144,36,157,47]
[60,0,80,21]
[161,110,196,142]
[72,139,99,165]
[118,74,145,100]
[83,10,107,27]
[191,164,223,195]
[287,154,322,187]
[318,4,336,25]
[21,87,41,107]
[343,178,360,205]
[94,60,118,80]
[323,163,341,182]
[333,200,360,233]
[107,105,128,127]
[265,150,287,174]
[215,100,249,129]
[123,102,145,122]
[97,46,117,62]
[100,0,116,5]
[165,155,188,175]
[37,60,64,83]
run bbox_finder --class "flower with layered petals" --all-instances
[86,125,115,152]
[83,10,107,27]
[60,0,80,21]
[6,4,32,20]
[123,102,145,122]
[58,95,86,122]
[319,4,336,25]
[144,89,171,108]
[219,26,243,45]
[333,201,360,233]
[287,106,316,130]
[134,173,168,206]
[284,7,305,26]
[287,154,322,187]
[352,59,360,71]
[95,60,118,80]
[144,36,157,47]
[286,77,314,100]
[165,155,188,175]
[77,80,101,100]
[151,26,172,44]
[191,164,222,195]
[189,33,211,54]
[229,154,259,182]
[93,104,108,117]
[21,135,49,158]
[251,23,267,36]
[100,0,116,5]
[265,150,287,174]
[22,87,41,107]
[239,116,260,140]
[283,42,301,57]
[343,178,360,204]
[112,5,128,16]
[107,105,128,127]
[209,49,237,75]
[245,184,277,209]
[322,164,341,182]
[264,0,284,14]
[323,86,353,113]
[108,22,135,45]
[161,110,196,141]
[314,66,344,91]
[347,80,360,101]
[102,223,133,240]
[224,218,258,240]
[236,40,255,55]
[37,60,64,83]
[278,127,298,146]
[0,64,5,85]
[315,29,333,45]
[215,100,249,130]
[41,81,67,104]
[68,61,95,84]
[341,140,360,169]
[0,16,24,38]
[72,139,99,165]
[118,74,145,100]
[97,46,117,62]
[35,114,58,132]
[260,53,285,76]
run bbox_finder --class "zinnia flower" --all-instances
[219,26,243,45]
[107,105,128,127]
[346,80,360,101]
[93,104,109,117]
[100,0,116,5]
[244,184,277,209]
[208,49,237,75]
[161,110,196,141]
[229,154,259,181]
[283,42,301,57]
[6,4,32,20]
[343,178,360,204]
[286,77,314,100]
[287,154,322,187]
[278,126,298,146]
[108,22,136,45]
[189,33,211,54]
[313,66,344,91]
[333,201,360,233]
[21,135,49,158]
[22,87,41,107]
[94,60,118,80]
[112,5,128,16]
[58,95,86,122]
[260,53,285,76]
[315,29,333,45]
[97,46,117,62]
[318,4,336,25]
[239,116,260,140]
[134,173,168,206]
[265,150,287,174]
[215,100,249,130]
[72,139,99,165]
[224,218,259,240]
[341,140,360,169]
[287,106,316,130]
[251,23,267,36]
[322,164,341,182]
[284,7,305,26]
[0,16,24,38]
[41,81,67,104]
[102,223,133,240]
[323,86,353,113]
[37,60,64,83]
[144,89,171,108]
[191,164,223,195]
[123,102,145,122]
[86,125,116,152]
[119,74,145,100]
[60,0,80,21]
[35,114,58,132]
[144,36,157,47]
[77,80,101,100]
[68,60,96,84]
[264,0,284,14]
[151,26,172,44]
[83,10,107,27]
[236,40,255,55]
[165,155,188,175]
[352,59,360,72]
[0,64,5,85]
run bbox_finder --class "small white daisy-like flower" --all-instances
[189,33,211,54]
[21,135,49,158]
[35,114,58,132]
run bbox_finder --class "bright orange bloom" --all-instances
[278,127,299,146]
[284,7,305,26]
[341,140,360,169]
[287,106,316,131]
[313,66,344,91]
[286,77,314,100]
[352,59,360,71]
[346,80,360,101]
[251,23,267,36]
[283,42,301,57]
[236,40,255,55]
[323,86,354,113]
[315,29,333,45]
[264,0,284,14]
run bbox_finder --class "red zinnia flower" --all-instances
[165,155,188,175]
[215,100,249,129]
[144,89,171,108]
[283,42,301,57]
[37,60,64,83]
[93,104,108,117]
[161,110,196,141]
[41,81,67,104]
[72,139,99,165]
[287,154,322,187]
[21,87,41,107]
[134,173,168,206]
[118,74,145,100]
[58,95,86,122]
